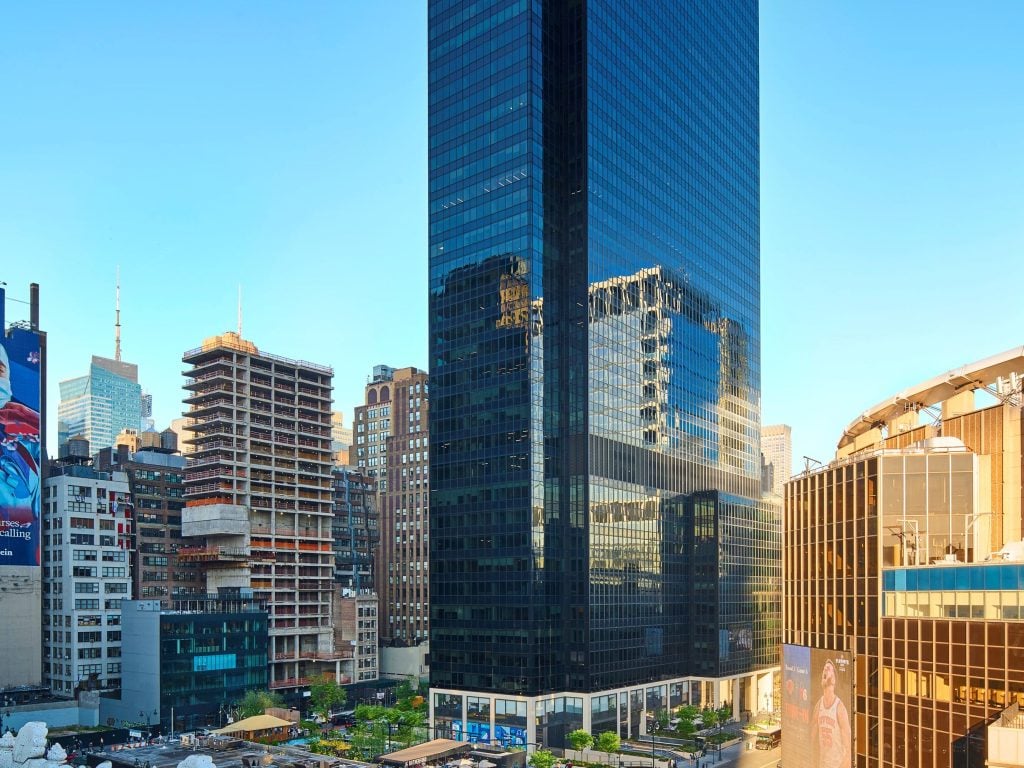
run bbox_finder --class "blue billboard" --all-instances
[0,323,41,567]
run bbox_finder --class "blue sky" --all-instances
[2,1,1022,474]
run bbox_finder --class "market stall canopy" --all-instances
[213,714,294,734]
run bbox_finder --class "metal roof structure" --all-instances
[838,345,1024,451]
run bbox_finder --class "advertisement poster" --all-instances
[782,645,853,768]
[0,326,42,567]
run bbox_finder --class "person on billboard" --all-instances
[0,341,41,562]
[811,659,851,768]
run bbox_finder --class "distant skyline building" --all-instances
[783,347,1024,768]
[761,423,792,496]
[353,365,430,650]
[428,0,774,748]
[180,331,346,692]
[57,355,143,453]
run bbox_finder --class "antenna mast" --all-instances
[115,266,122,361]
[237,285,243,336]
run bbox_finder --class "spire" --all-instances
[115,266,122,362]
[237,284,243,337]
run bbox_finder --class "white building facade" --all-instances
[43,464,133,696]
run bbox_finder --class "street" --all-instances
[684,738,780,768]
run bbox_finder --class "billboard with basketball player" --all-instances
[782,645,853,768]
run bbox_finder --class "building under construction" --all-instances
[180,332,350,692]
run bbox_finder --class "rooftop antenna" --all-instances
[115,266,122,361]
[237,284,243,337]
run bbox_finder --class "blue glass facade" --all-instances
[58,358,142,451]
[429,0,773,703]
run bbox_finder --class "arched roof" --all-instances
[838,345,1024,450]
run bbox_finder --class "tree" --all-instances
[715,704,732,729]
[567,729,594,752]
[309,674,347,720]
[235,690,284,718]
[528,750,556,768]
[677,720,696,740]
[394,708,426,748]
[677,705,700,721]
[700,707,717,730]
[595,731,621,755]
[656,709,670,731]
[354,704,389,723]
[396,678,417,704]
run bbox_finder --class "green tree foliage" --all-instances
[235,690,284,718]
[595,731,621,754]
[394,708,426,748]
[309,674,348,720]
[715,705,732,728]
[677,720,696,739]
[567,729,594,752]
[528,750,557,768]
[656,709,670,731]
[396,679,417,703]
[677,705,700,721]
[700,707,718,730]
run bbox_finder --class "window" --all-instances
[73,550,97,561]
[75,583,99,594]
[104,583,128,594]
[74,599,99,610]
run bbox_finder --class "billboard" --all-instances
[0,326,42,566]
[782,644,853,768]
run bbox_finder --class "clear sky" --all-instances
[2,2,1022,474]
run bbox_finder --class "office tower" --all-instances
[58,356,143,452]
[117,595,269,734]
[96,444,200,604]
[332,465,377,591]
[354,366,430,654]
[181,332,344,692]
[42,462,133,696]
[761,424,792,497]
[428,0,774,748]
[783,348,1024,768]
[0,284,45,689]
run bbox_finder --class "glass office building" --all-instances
[428,0,776,747]
[58,356,143,453]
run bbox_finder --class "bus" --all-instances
[756,726,782,750]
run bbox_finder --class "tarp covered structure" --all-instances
[212,714,294,735]
[378,739,470,768]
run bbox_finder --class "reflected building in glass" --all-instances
[428,0,777,749]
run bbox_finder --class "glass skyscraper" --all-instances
[428,0,778,748]
[58,356,143,453]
